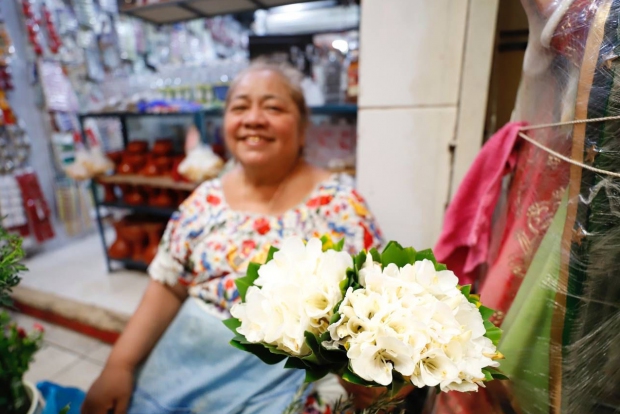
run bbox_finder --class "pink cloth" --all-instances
[434,122,526,286]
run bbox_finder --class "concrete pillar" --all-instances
[357,0,498,249]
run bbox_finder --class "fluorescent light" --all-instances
[269,1,336,14]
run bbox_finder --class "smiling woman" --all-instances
[82,60,384,414]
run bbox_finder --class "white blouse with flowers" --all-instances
[148,173,383,317]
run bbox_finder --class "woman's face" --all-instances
[224,70,303,169]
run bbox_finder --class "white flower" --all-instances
[412,349,459,387]
[453,297,487,339]
[414,259,460,297]
[348,336,415,386]
[358,253,382,287]
[440,379,481,392]
[232,237,352,356]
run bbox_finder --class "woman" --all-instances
[82,61,383,414]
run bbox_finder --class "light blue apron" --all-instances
[128,298,305,414]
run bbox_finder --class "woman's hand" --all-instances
[338,378,415,410]
[82,364,134,414]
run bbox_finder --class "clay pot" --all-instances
[152,139,173,156]
[118,153,146,174]
[153,156,173,176]
[108,220,131,260]
[151,189,175,208]
[143,186,156,204]
[123,223,147,262]
[139,156,159,176]
[106,150,124,166]
[142,222,166,264]
[127,140,148,154]
[125,186,145,205]
[102,182,117,203]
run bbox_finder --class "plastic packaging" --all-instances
[435,1,620,413]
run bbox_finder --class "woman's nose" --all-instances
[243,107,267,127]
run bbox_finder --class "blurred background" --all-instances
[0,0,528,401]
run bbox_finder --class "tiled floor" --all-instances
[11,311,109,391]
[10,231,149,391]
[21,231,149,317]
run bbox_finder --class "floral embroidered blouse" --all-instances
[148,173,383,317]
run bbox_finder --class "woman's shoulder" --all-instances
[314,172,361,200]
[179,177,224,214]
[307,171,372,213]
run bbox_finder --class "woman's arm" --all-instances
[106,279,188,370]
[82,280,188,414]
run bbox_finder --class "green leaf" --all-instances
[235,262,261,302]
[334,238,345,252]
[266,246,279,262]
[434,263,448,271]
[302,331,327,365]
[381,241,408,267]
[339,277,350,295]
[354,250,367,270]
[330,301,344,324]
[460,285,472,298]
[247,261,260,279]
[305,366,330,382]
[403,247,417,265]
[342,366,376,387]
[483,323,503,346]
[479,306,495,321]
[486,367,509,380]
[229,340,287,365]
[386,372,409,396]
[222,318,241,335]
[415,249,437,264]
[369,248,381,263]
[235,278,254,302]
[481,368,494,382]
[285,358,310,370]
[59,405,70,414]
[320,234,331,246]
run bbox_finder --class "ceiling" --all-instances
[120,0,329,25]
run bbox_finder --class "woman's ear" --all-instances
[185,126,200,154]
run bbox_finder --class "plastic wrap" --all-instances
[435,1,620,413]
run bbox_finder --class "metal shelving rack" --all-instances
[78,104,357,273]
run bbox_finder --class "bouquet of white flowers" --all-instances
[225,237,505,408]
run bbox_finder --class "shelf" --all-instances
[79,105,357,119]
[100,201,177,217]
[310,104,358,115]
[120,0,324,25]
[79,111,203,119]
[96,174,198,191]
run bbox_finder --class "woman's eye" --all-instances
[266,106,282,112]
[230,106,247,112]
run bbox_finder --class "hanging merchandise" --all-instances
[20,0,45,56]
[14,170,55,243]
[38,59,79,112]
[40,1,61,54]
[97,0,118,14]
[0,174,27,232]
[0,117,54,243]
[72,0,97,30]
[98,13,121,73]
[0,21,14,91]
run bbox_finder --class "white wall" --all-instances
[357,0,498,249]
